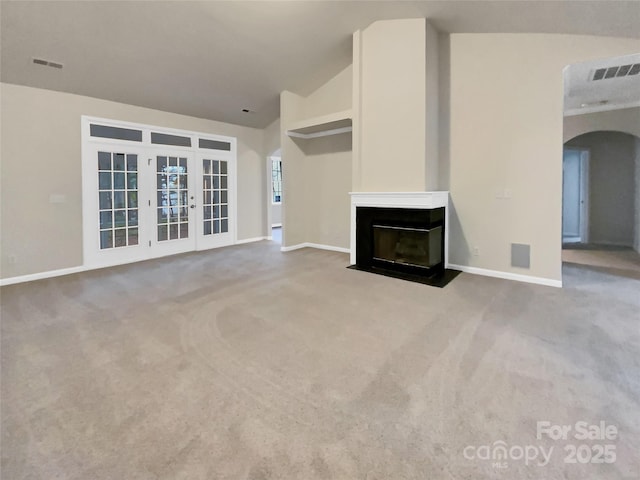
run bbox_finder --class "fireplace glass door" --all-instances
[372,224,442,269]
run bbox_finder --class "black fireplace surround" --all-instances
[351,206,459,287]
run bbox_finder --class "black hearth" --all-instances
[350,206,459,287]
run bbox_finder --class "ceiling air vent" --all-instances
[592,63,640,81]
[32,57,63,69]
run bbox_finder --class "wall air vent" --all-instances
[592,63,640,81]
[32,57,63,69]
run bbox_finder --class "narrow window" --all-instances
[90,124,142,142]
[199,138,231,151]
[151,132,192,147]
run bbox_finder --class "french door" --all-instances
[196,152,235,250]
[150,151,196,257]
[82,117,237,269]
[83,143,150,267]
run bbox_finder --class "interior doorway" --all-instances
[562,53,640,283]
[267,149,282,244]
[562,147,589,244]
[561,131,640,279]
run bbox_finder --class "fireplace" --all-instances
[349,192,459,287]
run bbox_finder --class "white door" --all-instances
[83,143,151,267]
[562,148,589,243]
[149,151,197,257]
[196,153,235,249]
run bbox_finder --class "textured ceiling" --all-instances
[2,1,640,128]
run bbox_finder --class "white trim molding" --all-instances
[280,244,305,252]
[349,191,450,266]
[449,264,563,288]
[235,236,267,245]
[1,237,272,286]
[285,109,352,139]
[280,243,350,254]
[0,265,88,287]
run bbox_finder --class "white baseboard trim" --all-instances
[448,264,562,288]
[1,265,88,286]
[305,243,350,254]
[235,236,267,245]
[2,238,273,286]
[280,242,350,254]
[280,243,306,252]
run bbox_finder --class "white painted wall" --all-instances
[353,19,434,192]
[0,83,267,279]
[564,107,640,142]
[448,34,640,282]
[424,22,440,192]
[438,32,452,191]
[271,203,282,226]
[263,117,281,158]
[280,66,353,249]
[263,118,282,230]
[280,91,307,247]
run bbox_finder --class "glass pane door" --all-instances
[197,154,234,249]
[82,117,237,270]
[83,144,149,268]
[98,151,139,250]
[150,152,196,256]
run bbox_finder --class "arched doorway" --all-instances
[561,129,640,276]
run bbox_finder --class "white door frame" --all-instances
[82,115,237,269]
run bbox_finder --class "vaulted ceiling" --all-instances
[2,1,639,128]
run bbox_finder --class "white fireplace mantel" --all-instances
[349,191,449,266]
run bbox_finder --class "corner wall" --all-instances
[448,34,640,282]
[280,66,353,250]
[0,83,267,279]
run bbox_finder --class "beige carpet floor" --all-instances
[2,241,639,479]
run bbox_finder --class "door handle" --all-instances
[190,204,196,209]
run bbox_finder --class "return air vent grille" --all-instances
[592,63,640,81]
[32,57,63,69]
